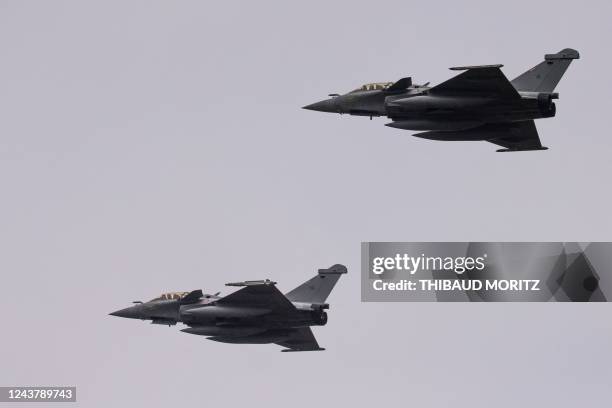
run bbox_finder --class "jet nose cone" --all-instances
[109,305,144,319]
[302,99,338,113]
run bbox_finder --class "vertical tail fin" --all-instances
[511,48,579,93]
[285,264,347,304]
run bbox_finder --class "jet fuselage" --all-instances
[305,88,556,135]
[110,295,327,332]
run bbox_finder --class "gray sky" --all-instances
[1,1,611,407]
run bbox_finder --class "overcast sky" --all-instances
[1,1,611,407]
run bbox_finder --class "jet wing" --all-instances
[217,282,297,312]
[276,327,325,352]
[413,120,547,151]
[487,120,547,152]
[430,65,521,99]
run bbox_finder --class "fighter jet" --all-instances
[303,49,579,152]
[109,264,347,352]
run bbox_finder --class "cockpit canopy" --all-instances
[150,292,190,302]
[350,82,393,93]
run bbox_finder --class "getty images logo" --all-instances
[372,253,488,275]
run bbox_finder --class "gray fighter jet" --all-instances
[109,264,347,352]
[304,49,579,151]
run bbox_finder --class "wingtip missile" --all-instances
[225,279,277,287]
